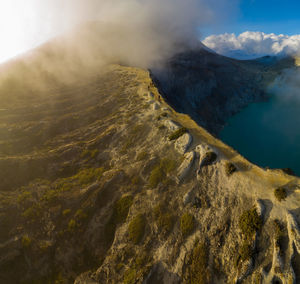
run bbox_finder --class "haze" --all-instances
[0,0,235,65]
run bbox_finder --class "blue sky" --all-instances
[202,0,300,37]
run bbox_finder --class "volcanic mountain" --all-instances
[0,27,299,284]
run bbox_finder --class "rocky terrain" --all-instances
[0,36,300,283]
[152,49,295,134]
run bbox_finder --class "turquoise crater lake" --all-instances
[219,95,300,176]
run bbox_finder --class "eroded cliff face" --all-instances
[0,60,300,284]
[151,49,295,134]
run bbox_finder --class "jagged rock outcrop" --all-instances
[164,120,180,131]
[176,151,195,183]
[174,133,193,154]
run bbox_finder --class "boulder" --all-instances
[255,200,265,218]
[164,120,181,131]
[177,151,195,183]
[183,191,193,205]
[175,133,193,154]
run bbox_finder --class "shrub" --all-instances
[131,176,140,186]
[21,235,32,248]
[202,151,217,166]
[160,158,176,173]
[188,242,210,284]
[168,127,188,141]
[239,241,253,261]
[274,187,287,202]
[68,219,77,231]
[80,148,99,159]
[180,213,195,237]
[42,189,59,204]
[58,182,73,192]
[128,214,145,244]
[62,209,71,216]
[148,158,177,188]
[136,151,148,161]
[135,250,151,268]
[153,204,174,236]
[280,168,295,176]
[22,204,41,220]
[17,191,32,204]
[149,166,165,188]
[75,209,88,220]
[225,162,237,177]
[90,149,99,159]
[158,213,173,235]
[123,268,137,284]
[113,195,133,224]
[74,167,104,185]
[80,149,90,158]
[239,209,262,238]
[104,196,133,244]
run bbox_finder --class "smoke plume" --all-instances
[0,0,237,104]
[5,0,238,68]
[270,67,300,102]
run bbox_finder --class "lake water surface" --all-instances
[220,95,300,175]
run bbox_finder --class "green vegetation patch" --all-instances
[274,187,287,202]
[22,204,41,220]
[104,195,133,244]
[239,208,262,238]
[42,167,105,205]
[123,268,137,284]
[113,195,133,224]
[128,214,146,244]
[73,167,104,185]
[17,190,32,204]
[136,151,148,161]
[81,148,99,159]
[21,234,32,248]
[239,241,253,261]
[75,209,88,220]
[168,127,188,141]
[68,219,78,232]
[148,158,176,188]
[62,209,71,216]
[153,203,174,236]
[180,213,195,237]
[225,162,237,177]
[187,242,210,284]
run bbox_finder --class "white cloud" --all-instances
[203,31,300,59]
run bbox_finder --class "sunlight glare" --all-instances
[0,0,74,63]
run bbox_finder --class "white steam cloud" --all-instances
[203,31,300,59]
[270,68,300,102]
[0,0,237,67]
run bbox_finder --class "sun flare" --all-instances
[0,1,74,64]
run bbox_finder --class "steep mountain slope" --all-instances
[0,58,299,284]
[151,49,295,134]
